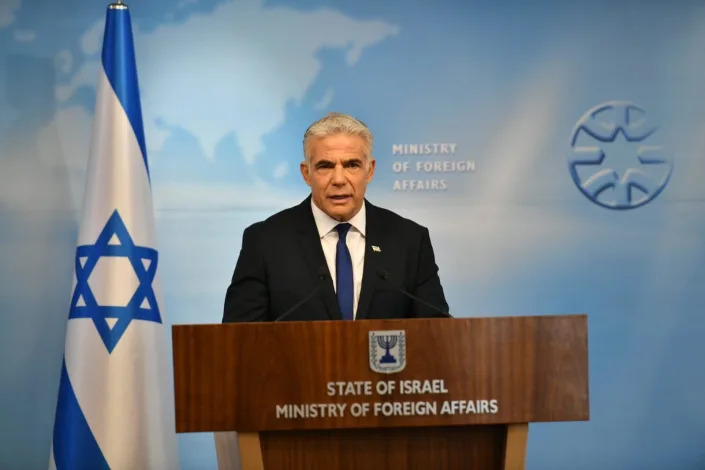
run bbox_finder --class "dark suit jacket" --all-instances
[222,197,448,322]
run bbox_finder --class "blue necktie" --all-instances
[336,223,354,320]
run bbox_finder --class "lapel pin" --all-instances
[371,245,381,252]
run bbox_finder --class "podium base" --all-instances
[216,424,528,470]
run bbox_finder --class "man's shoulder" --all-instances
[367,200,428,235]
[264,202,306,224]
[244,200,308,235]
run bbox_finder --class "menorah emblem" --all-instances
[377,335,398,363]
[369,330,406,374]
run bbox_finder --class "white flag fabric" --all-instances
[50,3,179,469]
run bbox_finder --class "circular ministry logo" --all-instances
[568,101,672,209]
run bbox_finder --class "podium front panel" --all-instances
[173,315,588,433]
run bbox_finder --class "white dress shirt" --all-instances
[311,200,366,319]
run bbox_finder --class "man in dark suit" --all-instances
[223,112,448,322]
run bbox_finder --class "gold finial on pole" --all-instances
[109,0,128,9]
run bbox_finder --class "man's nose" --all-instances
[331,164,346,185]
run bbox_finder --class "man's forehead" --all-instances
[309,148,368,164]
[312,134,362,147]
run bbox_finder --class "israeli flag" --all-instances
[50,3,179,469]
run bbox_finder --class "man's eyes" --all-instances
[314,161,363,170]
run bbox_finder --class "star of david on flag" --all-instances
[70,209,161,353]
[50,3,179,469]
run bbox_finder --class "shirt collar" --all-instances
[311,199,366,238]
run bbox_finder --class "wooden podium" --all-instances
[172,315,588,470]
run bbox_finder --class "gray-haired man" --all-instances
[223,112,448,322]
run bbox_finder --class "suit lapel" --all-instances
[295,197,341,320]
[356,201,388,320]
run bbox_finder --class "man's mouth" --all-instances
[329,195,351,202]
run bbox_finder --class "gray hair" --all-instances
[302,112,374,167]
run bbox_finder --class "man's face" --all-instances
[301,133,376,222]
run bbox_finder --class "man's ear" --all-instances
[300,162,312,186]
[366,158,376,182]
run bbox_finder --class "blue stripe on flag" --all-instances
[53,360,110,470]
[102,7,150,178]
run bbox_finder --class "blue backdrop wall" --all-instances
[1,0,704,468]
